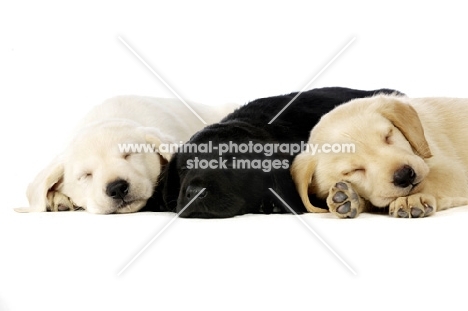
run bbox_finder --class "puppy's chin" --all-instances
[115,199,147,214]
[175,193,248,218]
[85,198,146,214]
[368,187,418,208]
[177,207,244,219]
[85,202,117,214]
[368,196,395,208]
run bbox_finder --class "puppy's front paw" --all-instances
[389,194,436,218]
[327,181,361,218]
[46,191,76,212]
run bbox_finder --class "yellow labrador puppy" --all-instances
[291,94,468,218]
[17,95,238,214]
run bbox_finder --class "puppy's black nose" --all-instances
[393,165,416,188]
[185,185,207,200]
[106,179,129,199]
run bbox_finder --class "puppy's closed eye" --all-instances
[342,168,365,176]
[78,172,92,181]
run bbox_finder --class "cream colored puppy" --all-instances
[18,95,238,214]
[291,94,468,218]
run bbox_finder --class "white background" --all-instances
[2,1,468,310]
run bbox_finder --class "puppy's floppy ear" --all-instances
[140,156,181,213]
[138,127,177,161]
[264,165,307,214]
[290,152,327,213]
[156,154,181,212]
[15,157,65,212]
[377,99,432,158]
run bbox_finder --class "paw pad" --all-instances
[332,191,348,204]
[336,201,351,214]
[327,181,361,219]
[397,210,408,218]
[410,207,423,218]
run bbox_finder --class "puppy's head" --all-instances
[21,120,174,214]
[157,121,305,218]
[291,95,432,210]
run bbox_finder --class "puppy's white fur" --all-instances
[291,94,468,218]
[19,95,238,214]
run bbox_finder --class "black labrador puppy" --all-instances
[146,87,401,218]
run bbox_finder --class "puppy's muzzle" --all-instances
[393,165,416,188]
[106,179,129,200]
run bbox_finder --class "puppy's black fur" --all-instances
[146,87,401,218]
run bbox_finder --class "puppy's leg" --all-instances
[46,191,76,212]
[437,197,468,211]
[389,195,468,218]
[327,181,369,218]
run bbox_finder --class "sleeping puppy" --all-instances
[150,87,400,218]
[292,94,468,218]
[17,96,238,214]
